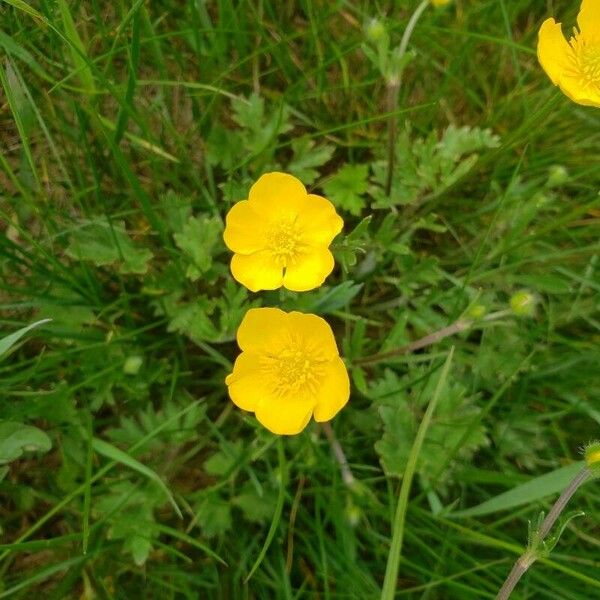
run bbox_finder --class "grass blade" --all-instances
[92,437,183,519]
[381,347,455,600]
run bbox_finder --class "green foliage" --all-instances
[66,218,152,274]
[173,215,223,281]
[1,2,600,598]
[372,125,500,207]
[323,164,370,215]
[372,368,488,489]
[0,421,52,464]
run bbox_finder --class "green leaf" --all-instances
[322,164,369,216]
[450,462,585,518]
[92,438,182,518]
[0,319,50,361]
[373,368,487,489]
[204,440,244,476]
[288,281,363,314]
[173,215,222,281]
[287,137,334,184]
[195,493,233,538]
[0,421,52,464]
[66,218,152,274]
[167,298,219,344]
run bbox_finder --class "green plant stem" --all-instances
[385,0,430,197]
[380,347,454,600]
[322,422,355,487]
[356,310,510,366]
[495,467,593,600]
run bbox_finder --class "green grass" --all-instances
[1,0,599,598]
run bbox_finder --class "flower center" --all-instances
[266,219,302,265]
[262,345,324,397]
[569,35,600,88]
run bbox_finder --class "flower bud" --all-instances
[510,290,536,317]
[467,303,486,320]
[547,165,569,188]
[584,441,600,474]
[365,18,386,43]
[123,355,143,375]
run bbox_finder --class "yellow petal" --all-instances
[537,18,572,85]
[236,307,290,354]
[578,0,600,41]
[223,200,267,254]
[558,78,600,107]
[313,357,350,422]
[254,395,315,435]
[226,352,270,411]
[230,251,283,292]
[296,194,344,247]
[248,172,307,215]
[282,248,335,292]
[286,311,340,360]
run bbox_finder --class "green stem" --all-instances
[385,0,430,197]
[380,348,454,600]
[495,467,593,600]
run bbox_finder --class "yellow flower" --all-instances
[538,0,600,107]
[431,0,451,6]
[225,307,350,435]
[223,172,343,292]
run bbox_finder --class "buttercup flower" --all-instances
[538,0,600,107]
[431,0,451,7]
[225,307,350,435]
[223,172,343,292]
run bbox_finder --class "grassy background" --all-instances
[1,0,599,598]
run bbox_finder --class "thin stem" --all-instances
[322,422,355,487]
[384,0,430,197]
[355,310,510,366]
[495,467,593,600]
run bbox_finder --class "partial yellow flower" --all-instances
[225,307,350,435]
[538,0,600,107]
[431,0,451,6]
[223,172,343,292]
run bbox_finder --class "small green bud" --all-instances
[584,441,600,476]
[345,501,362,527]
[467,303,486,320]
[365,18,386,43]
[510,290,536,317]
[547,165,569,188]
[123,355,143,375]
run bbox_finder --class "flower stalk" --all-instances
[495,466,594,600]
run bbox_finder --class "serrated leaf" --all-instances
[173,215,222,281]
[0,421,52,464]
[195,494,232,537]
[288,137,334,184]
[204,440,244,476]
[167,298,219,343]
[373,369,487,489]
[66,219,152,274]
[323,164,369,216]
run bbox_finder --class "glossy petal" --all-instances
[236,307,288,353]
[286,311,340,360]
[226,352,270,411]
[537,19,572,85]
[254,395,315,435]
[230,251,283,292]
[297,194,344,247]
[283,248,335,292]
[578,0,600,41]
[559,76,600,107]
[248,172,307,215]
[313,357,350,422]
[223,200,268,254]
